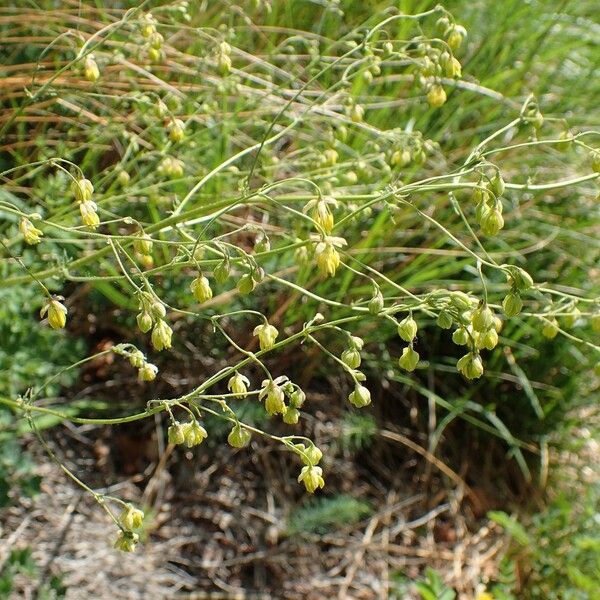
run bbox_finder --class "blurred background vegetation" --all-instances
[0,0,598,598]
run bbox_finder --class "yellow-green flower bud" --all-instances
[149,31,164,50]
[315,242,341,278]
[149,300,166,320]
[457,352,484,379]
[283,407,300,424]
[350,104,364,123]
[591,313,600,334]
[84,56,100,82]
[237,273,256,295]
[190,275,212,303]
[253,323,279,351]
[183,420,208,447]
[542,318,559,340]
[71,177,94,203]
[228,425,251,448]
[40,298,67,330]
[137,311,153,333]
[133,233,153,256]
[503,266,534,291]
[227,372,250,398]
[446,24,466,51]
[397,315,418,342]
[167,119,185,143]
[260,380,286,415]
[398,346,420,372]
[151,319,172,351]
[502,292,523,317]
[490,172,505,196]
[19,217,43,245]
[427,84,447,108]
[480,208,504,236]
[129,349,145,368]
[138,363,158,382]
[562,307,580,329]
[472,304,494,332]
[117,170,130,187]
[114,531,139,553]
[437,310,453,329]
[341,348,361,369]
[290,387,306,409]
[348,384,371,408]
[301,444,322,466]
[450,291,474,311]
[368,287,384,314]
[79,200,100,229]
[297,465,325,493]
[478,328,498,350]
[452,327,469,346]
[148,47,162,62]
[168,422,186,445]
[213,260,230,283]
[119,504,144,530]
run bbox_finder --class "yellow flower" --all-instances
[40,299,67,330]
[118,504,144,530]
[151,319,172,351]
[427,84,447,108]
[168,118,185,143]
[253,323,279,351]
[227,372,250,398]
[190,275,213,303]
[79,200,100,229]
[19,217,43,245]
[315,242,340,277]
[71,177,94,203]
[298,465,325,493]
[83,56,100,82]
[114,531,139,552]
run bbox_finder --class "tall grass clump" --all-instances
[0,0,598,557]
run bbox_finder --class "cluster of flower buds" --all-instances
[114,503,144,552]
[295,442,324,493]
[123,347,158,382]
[258,375,306,423]
[158,156,184,179]
[473,172,505,236]
[217,41,232,75]
[71,176,100,229]
[40,297,68,330]
[19,216,43,245]
[136,291,173,351]
[168,418,208,447]
[138,13,164,62]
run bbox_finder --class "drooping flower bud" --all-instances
[315,242,341,278]
[456,352,484,379]
[290,387,306,408]
[452,327,469,346]
[19,217,43,245]
[397,315,418,342]
[133,233,153,256]
[437,310,453,329]
[129,349,145,368]
[490,172,505,196]
[227,372,250,398]
[502,292,523,317]
[40,298,68,330]
[348,384,371,408]
[119,504,144,530]
[368,286,384,314]
[297,465,325,493]
[253,323,279,351]
[79,200,100,229]
[190,275,212,303]
[167,118,185,143]
[114,531,139,553]
[168,422,186,445]
[237,273,256,295]
[259,379,286,415]
[341,348,361,369]
[137,311,153,333]
[117,170,130,187]
[283,407,300,424]
[472,304,494,332]
[151,319,172,351]
[398,346,420,372]
[138,363,158,382]
[182,420,208,447]
[228,425,251,448]
[480,207,504,236]
[71,177,94,203]
[213,260,230,283]
[83,55,100,82]
[478,328,498,350]
[427,84,447,108]
[446,24,467,51]
[542,317,559,340]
